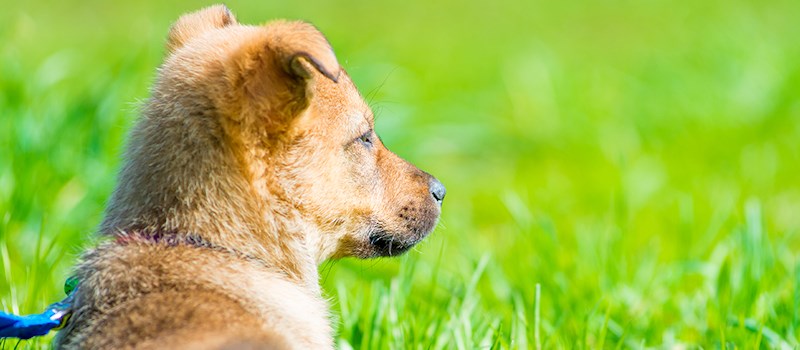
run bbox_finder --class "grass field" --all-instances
[2,0,800,348]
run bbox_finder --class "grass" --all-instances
[2,0,800,348]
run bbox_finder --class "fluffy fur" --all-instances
[54,5,444,349]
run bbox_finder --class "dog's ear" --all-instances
[233,21,340,124]
[166,4,237,54]
[264,21,340,84]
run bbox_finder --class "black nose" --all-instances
[429,178,446,203]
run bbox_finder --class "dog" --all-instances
[54,5,444,349]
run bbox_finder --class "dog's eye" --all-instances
[357,130,373,147]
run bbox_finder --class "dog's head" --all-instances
[156,5,444,260]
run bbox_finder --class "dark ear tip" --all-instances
[325,69,341,83]
[292,52,340,83]
[317,66,340,83]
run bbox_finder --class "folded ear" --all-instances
[234,21,340,122]
[266,21,341,83]
[167,4,237,54]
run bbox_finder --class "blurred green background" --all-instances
[2,0,800,348]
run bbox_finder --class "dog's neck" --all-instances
[100,101,322,292]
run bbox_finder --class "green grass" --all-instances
[2,0,800,348]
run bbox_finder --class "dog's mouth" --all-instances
[368,231,419,257]
[354,204,440,258]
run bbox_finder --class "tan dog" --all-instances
[54,5,444,349]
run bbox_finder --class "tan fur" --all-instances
[54,4,443,349]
